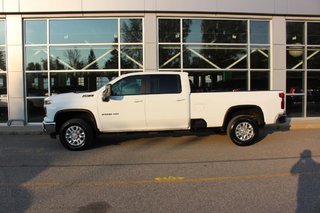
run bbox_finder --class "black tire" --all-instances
[227,115,259,146]
[59,118,93,151]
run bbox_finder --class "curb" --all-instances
[0,125,44,135]
[288,119,320,130]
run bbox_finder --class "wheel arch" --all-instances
[222,105,265,131]
[54,109,99,135]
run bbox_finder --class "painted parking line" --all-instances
[1,171,318,188]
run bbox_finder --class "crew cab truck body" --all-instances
[43,72,286,150]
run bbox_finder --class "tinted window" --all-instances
[149,75,181,94]
[308,22,320,45]
[183,19,247,44]
[250,21,269,44]
[159,19,180,43]
[112,76,145,96]
[25,20,47,45]
[50,19,118,44]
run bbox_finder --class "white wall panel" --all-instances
[0,0,4,12]
[217,0,274,14]
[288,0,320,15]
[144,14,157,72]
[272,17,286,91]
[82,0,145,11]
[3,0,19,12]
[6,15,24,122]
[156,0,217,12]
[8,98,25,123]
[19,0,82,12]
[7,67,23,98]
[275,0,288,14]
[0,0,318,16]
[145,0,156,11]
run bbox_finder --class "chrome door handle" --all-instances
[176,98,185,102]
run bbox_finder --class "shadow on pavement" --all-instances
[291,150,320,213]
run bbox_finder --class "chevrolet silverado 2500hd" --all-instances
[43,72,286,150]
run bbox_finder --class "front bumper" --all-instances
[42,121,57,138]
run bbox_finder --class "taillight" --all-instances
[279,92,285,109]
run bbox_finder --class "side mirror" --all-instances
[102,84,111,102]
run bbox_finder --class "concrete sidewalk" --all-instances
[0,118,319,135]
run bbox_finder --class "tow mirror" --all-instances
[102,84,111,102]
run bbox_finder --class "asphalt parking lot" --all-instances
[0,121,320,212]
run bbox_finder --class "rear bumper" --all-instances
[276,113,287,124]
[42,121,57,138]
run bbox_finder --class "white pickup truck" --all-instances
[43,72,286,150]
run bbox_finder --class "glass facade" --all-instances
[0,20,7,123]
[286,21,320,117]
[24,18,144,122]
[0,15,311,124]
[158,18,270,92]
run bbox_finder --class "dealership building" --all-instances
[0,0,319,126]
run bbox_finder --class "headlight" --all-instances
[44,98,53,105]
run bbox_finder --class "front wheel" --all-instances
[59,119,93,151]
[227,115,259,146]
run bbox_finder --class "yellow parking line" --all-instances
[4,171,318,188]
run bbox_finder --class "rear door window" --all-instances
[149,75,181,94]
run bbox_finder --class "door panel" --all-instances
[98,95,146,131]
[98,75,147,132]
[145,74,189,130]
[145,94,189,130]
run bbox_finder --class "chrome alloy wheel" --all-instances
[234,121,255,141]
[65,125,86,147]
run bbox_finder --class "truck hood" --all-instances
[44,91,97,108]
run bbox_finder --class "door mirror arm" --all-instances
[102,84,112,102]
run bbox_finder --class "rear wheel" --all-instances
[59,118,93,150]
[227,115,259,146]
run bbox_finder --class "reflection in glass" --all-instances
[0,103,7,122]
[25,20,47,44]
[286,22,304,45]
[251,71,269,91]
[183,19,247,44]
[0,73,7,122]
[27,99,45,122]
[159,19,180,43]
[250,21,269,44]
[307,23,320,45]
[287,47,304,69]
[50,72,118,94]
[286,95,304,117]
[0,21,5,45]
[26,73,48,96]
[287,71,304,93]
[188,71,247,92]
[25,46,47,71]
[307,48,320,69]
[159,45,181,69]
[120,45,143,69]
[0,73,6,92]
[0,20,6,122]
[50,46,118,70]
[50,19,118,44]
[183,45,247,69]
[0,47,6,71]
[307,72,320,116]
[120,19,142,43]
[250,47,269,69]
